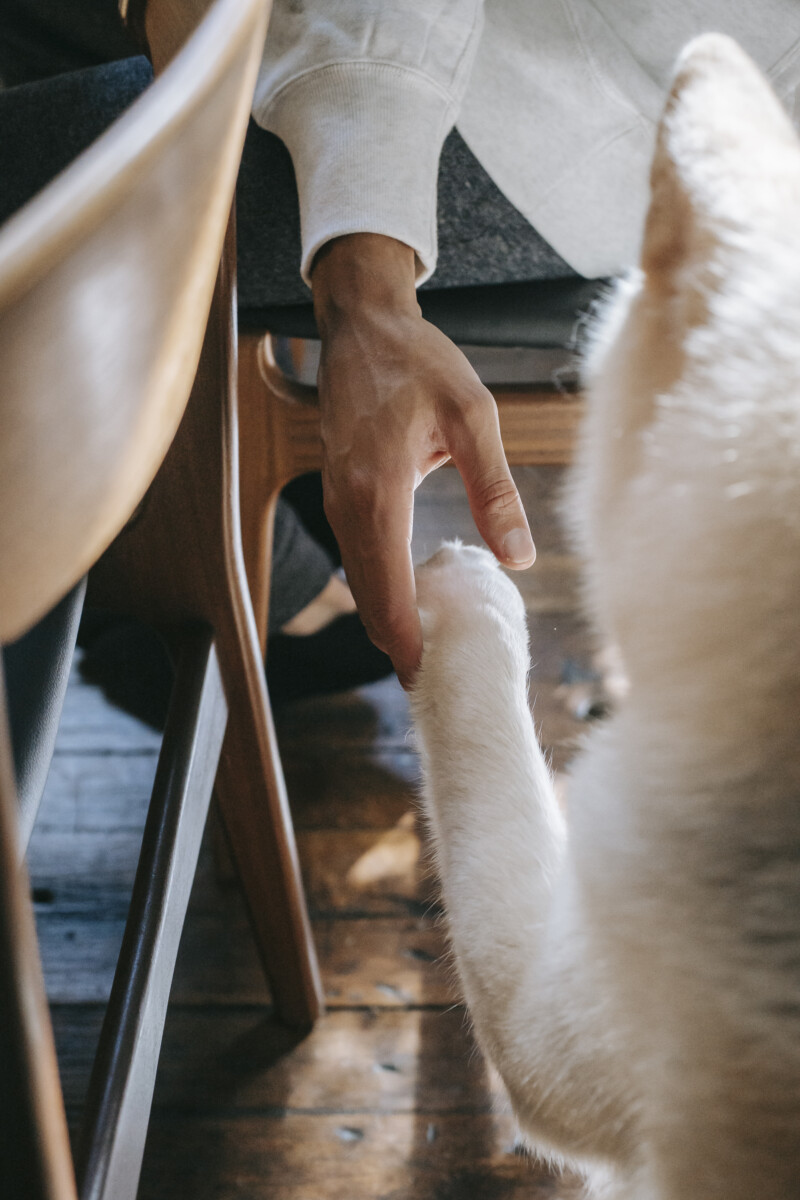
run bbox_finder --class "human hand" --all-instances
[312,234,535,689]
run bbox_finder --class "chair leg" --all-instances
[88,237,323,1029]
[0,662,78,1200]
[238,333,323,654]
[92,545,323,1031]
[210,803,237,884]
[76,628,227,1200]
[237,334,277,653]
[212,612,324,1027]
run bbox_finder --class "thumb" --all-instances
[448,390,536,570]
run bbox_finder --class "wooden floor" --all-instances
[29,466,599,1200]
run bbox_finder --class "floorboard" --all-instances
[136,1113,585,1200]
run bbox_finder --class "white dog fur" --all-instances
[411,35,800,1200]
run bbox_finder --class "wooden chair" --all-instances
[0,2,323,1198]
[236,275,605,650]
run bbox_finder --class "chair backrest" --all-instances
[0,0,270,643]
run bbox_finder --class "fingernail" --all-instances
[503,527,535,565]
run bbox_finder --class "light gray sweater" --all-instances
[252,1,800,283]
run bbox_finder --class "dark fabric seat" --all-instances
[240,275,608,349]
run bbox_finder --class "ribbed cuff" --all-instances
[255,62,456,284]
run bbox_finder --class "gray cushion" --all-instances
[239,276,609,349]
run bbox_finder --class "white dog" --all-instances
[412,35,800,1200]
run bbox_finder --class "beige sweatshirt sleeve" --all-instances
[251,0,484,284]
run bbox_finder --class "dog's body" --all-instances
[412,36,800,1199]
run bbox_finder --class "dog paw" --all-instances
[416,540,527,636]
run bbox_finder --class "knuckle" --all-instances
[449,384,493,427]
[472,472,520,516]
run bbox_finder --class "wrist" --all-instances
[311,234,420,332]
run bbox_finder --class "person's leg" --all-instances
[0,58,153,227]
[266,499,392,701]
[0,0,134,87]
[268,497,341,634]
[281,473,342,568]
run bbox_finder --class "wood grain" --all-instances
[137,1114,584,1200]
[252,336,583,485]
[39,910,453,1008]
[28,823,432,917]
[54,1006,502,1113]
